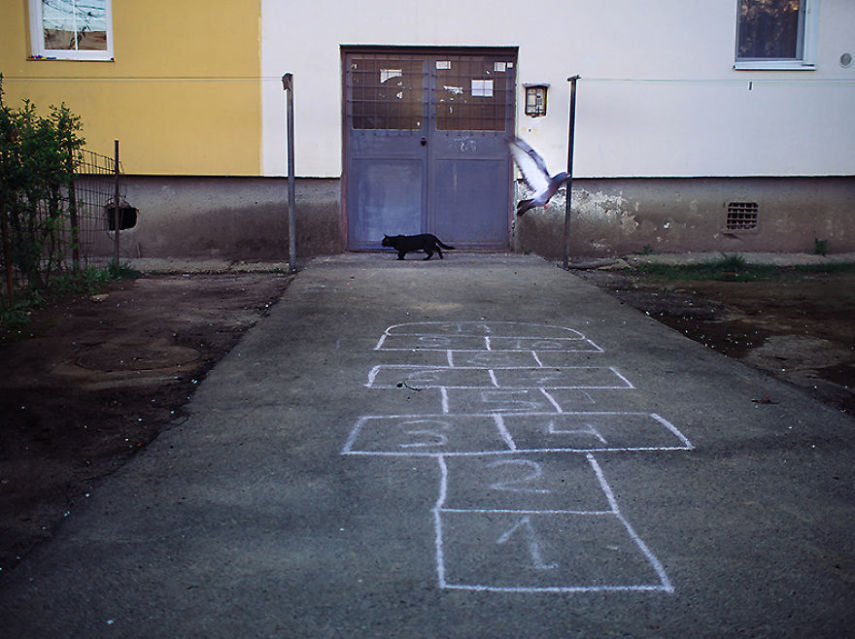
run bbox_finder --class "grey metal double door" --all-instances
[344,50,517,250]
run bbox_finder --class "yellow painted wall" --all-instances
[1,0,261,175]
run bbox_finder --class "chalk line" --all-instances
[586,453,674,593]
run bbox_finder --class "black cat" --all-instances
[382,234,455,260]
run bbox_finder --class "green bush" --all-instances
[1,74,85,301]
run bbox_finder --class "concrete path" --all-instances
[1,253,853,638]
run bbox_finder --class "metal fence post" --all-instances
[563,75,581,270]
[282,74,297,273]
[113,139,120,270]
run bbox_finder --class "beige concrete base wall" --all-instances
[515,177,855,258]
[87,177,342,261]
[84,176,853,262]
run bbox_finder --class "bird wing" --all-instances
[508,136,551,195]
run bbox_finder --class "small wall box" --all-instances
[524,84,549,117]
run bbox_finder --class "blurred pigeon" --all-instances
[507,136,569,216]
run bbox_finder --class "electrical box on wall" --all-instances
[524,84,549,117]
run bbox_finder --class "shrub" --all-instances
[0,74,85,302]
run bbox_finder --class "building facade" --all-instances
[3,1,854,260]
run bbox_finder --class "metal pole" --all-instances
[282,74,297,273]
[563,75,580,270]
[113,139,120,270]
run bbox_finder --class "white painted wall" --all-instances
[261,0,855,178]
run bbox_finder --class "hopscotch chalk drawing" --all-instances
[341,321,693,593]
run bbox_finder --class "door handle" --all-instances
[420,137,427,146]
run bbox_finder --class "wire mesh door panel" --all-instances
[345,56,429,249]
[429,55,515,249]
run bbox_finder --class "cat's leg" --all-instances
[422,248,433,260]
[397,250,406,260]
[436,245,444,259]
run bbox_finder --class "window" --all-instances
[735,0,817,70]
[29,0,113,61]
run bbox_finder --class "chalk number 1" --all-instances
[496,515,558,570]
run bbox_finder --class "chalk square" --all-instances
[488,337,603,352]
[436,510,668,592]
[448,351,540,368]
[385,321,498,336]
[367,365,494,389]
[443,388,560,414]
[501,412,694,452]
[491,367,633,389]
[377,334,487,351]
[440,454,612,512]
[341,415,512,456]
[538,388,597,411]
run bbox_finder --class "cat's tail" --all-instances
[436,240,455,250]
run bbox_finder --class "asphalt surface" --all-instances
[1,253,853,638]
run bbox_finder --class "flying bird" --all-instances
[507,136,569,216]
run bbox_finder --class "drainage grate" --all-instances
[726,202,758,231]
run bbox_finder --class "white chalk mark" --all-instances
[341,412,694,456]
[365,365,381,388]
[650,413,694,450]
[474,389,547,413]
[440,508,614,515]
[547,420,608,444]
[608,367,635,390]
[434,456,450,588]
[435,455,449,509]
[368,365,633,389]
[488,369,499,387]
[343,446,694,458]
[487,459,550,494]
[586,454,619,513]
[539,389,564,413]
[440,583,673,594]
[399,420,452,449]
[493,415,517,450]
[353,322,688,595]
[384,321,586,339]
[496,515,558,570]
[340,415,366,455]
[586,453,674,593]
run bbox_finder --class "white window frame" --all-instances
[28,0,114,61]
[733,0,819,71]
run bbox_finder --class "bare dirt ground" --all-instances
[1,262,853,577]
[577,266,855,414]
[0,272,292,574]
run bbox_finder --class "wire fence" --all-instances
[1,145,126,303]
[70,147,126,267]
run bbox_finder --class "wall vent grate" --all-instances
[726,202,758,231]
